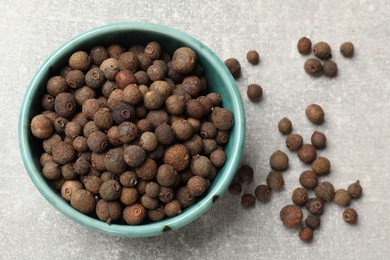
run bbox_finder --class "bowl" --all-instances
[19,22,245,237]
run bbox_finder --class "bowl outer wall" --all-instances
[18,22,245,237]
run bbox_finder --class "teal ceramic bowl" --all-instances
[19,22,245,237]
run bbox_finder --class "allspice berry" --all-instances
[334,189,351,207]
[224,58,241,79]
[228,183,242,196]
[305,215,321,230]
[187,176,207,196]
[270,150,289,171]
[211,107,234,131]
[241,193,256,208]
[164,200,182,217]
[163,144,190,171]
[171,47,197,74]
[266,171,284,191]
[84,176,103,195]
[286,134,303,151]
[347,180,363,199]
[190,155,212,177]
[292,187,309,206]
[120,187,138,206]
[156,164,177,187]
[31,115,54,139]
[311,131,327,149]
[210,149,226,167]
[145,182,160,198]
[171,119,194,141]
[238,165,254,184]
[278,117,292,135]
[52,142,76,165]
[120,171,138,187]
[47,76,68,97]
[135,158,158,181]
[298,144,317,164]
[246,50,260,64]
[306,104,325,124]
[280,205,303,228]
[340,42,354,58]
[70,189,96,213]
[343,208,358,224]
[99,180,122,201]
[299,170,318,189]
[69,51,90,71]
[61,180,83,201]
[297,37,312,55]
[247,84,263,102]
[123,203,146,225]
[176,187,196,208]
[304,58,323,76]
[139,132,158,152]
[87,131,108,154]
[323,60,338,78]
[311,157,331,175]
[305,198,325,215]
[104,148,127,175]
[124,145,146,167]
[255,185,271,202]
[96,200,121,224]
[299,227,314,243]
[313,42,332,60]
[315,182,335,201]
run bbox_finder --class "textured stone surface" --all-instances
[1,0,390,259]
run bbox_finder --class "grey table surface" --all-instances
[1,0,389,259]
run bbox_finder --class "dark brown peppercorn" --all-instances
[190,155,212,177]
[286,134,303,151]
[280,205,303,228]
[117,121,138,143]
[104,148,127,175]
[95,200,121,224]
[305,198,325,215]
[311,131,327,149]
[61,163,77,180]
[278,117,292,135]
[315,182,335,201]
[106,126,122,146]
[87,131,108,154]
[64,122,81,139]
[156,164,177,187]
[134,71,150,85]
[228,183,242,196]
[292,187,309,206]
[82,98,100,119]
[147,60,167,81]
[176,187,196,208]
[147,205,166,222]
[241,193,256,208]
[52,142,76,165]
[270,150,289,171]
[154,124,174,146]
[206,92,221,107]
[210,150,226,168]
[137,119,153,134]
[118,52,139,72]
[61,180,83,201]
[266,171,284,191]
[124,145,146,167]
[123,203,146,225]
[184,135,203,156]
[115,70,137,89]
[238,165,254,184]
[299,170,318,189]
[145,182,160,198]
[112,103,135,125]
[146,110,169,129]
[306,104,325,124]
[343,208,358,224]
[72,112,89,128]
[246,50,260,64]
[41,94,55,110]
[74,86,96,106]
[70,189,96,214]
[85,68,105,89]
[99,180,122,201]
[122,84,143,106]
[136,158,158,181]
[90,46,109,65]
[91,152,106,172]
[107,44,125,59]
[255,185,271,202]
[304,58,323,76]
[159,186,174,203]
[186,99,205,119]
[347,180,363,199]
[69,51,90,71]
[323,60,338,77]
[172,119,193,141]
[313,42,332,60]
[47,76,68,97]
[247,84,263,102]
[100,171,119,182]
[182,76,202,97]
[165,95,186,116]
[311,157,331,175]
[103,65,120,82]
[224,58,241,79]
[298,144,317,164]
[41,111,59,122]
[42,161,62,180]
[297,37,312,55]
[164,200,182,217]
[215,130,229,145]
[83,175,103,195]
[40,153,54,167]
[334,189,351,206]
[163,144,190,171]
[42,134,62,154]
[66,70,85,89]
[54,93,77,118]
[141,194,159,209]
[171,47,196,74]
[187,176,207,196]
[211,107,233,130]
[299,227,314,243]
[340,42,354,58]
[120,171,138,187]
[305,215,321,230]
[144,41,162,60]
[74,157,90,175]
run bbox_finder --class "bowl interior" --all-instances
[19,22,245,237]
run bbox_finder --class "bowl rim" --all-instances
[18,22,245,237]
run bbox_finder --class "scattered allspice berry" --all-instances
[297,37,312,55]
[340,42,354,58]
[313,42,332,60]
[278,117,292,135]
[311,157,331,175]
[305,215,321,230]
[305,104,325,124]
[305,198,325,215]
[280,205,303,228]
[228,183,242,196]
[238,165,254,184]
[304,58,323,76]
[246,50,260,65]
[311,131,327,149]
[255,185,271,203]
[247,84,263,102]
[241,193,256,208]
[314,182,335,202]
[286,134,303,151]
[269,150,289,171]
[292,187,309,206]
[334,189,351,207]
[298,144,317,164]
[347,180,363,199]
[323,60,338,78]
[343,208,358,224]
[299,170,318,189]
[266,171,284,191]
[299,226,314,243]
[224,58,241,79]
